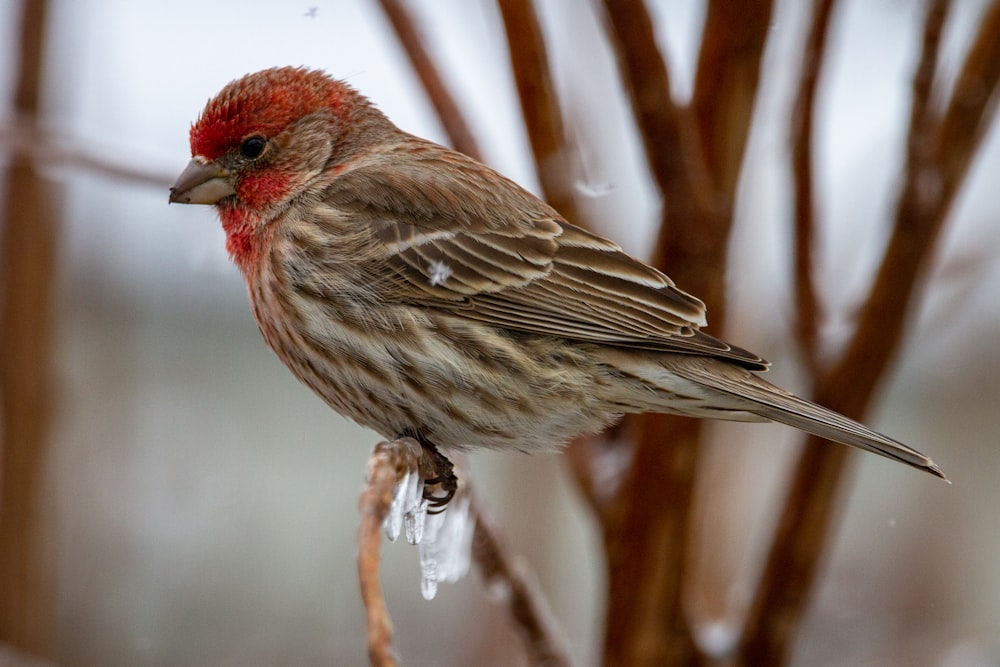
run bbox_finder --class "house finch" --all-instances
[169,67,945,491]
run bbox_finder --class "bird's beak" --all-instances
[168,157,236,204]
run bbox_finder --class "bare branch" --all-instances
[496,0,580,221]
[739,434,850,665]
[789,0,837,376]
[931,0,1000,209]
[470,495,572,666]
[0,120,174,188]
[357,439,424,667]
[691,0,775,208]
[0,0,56,656]
[601,0,714,262]
[741,3,988,664]
[376,0,483,161]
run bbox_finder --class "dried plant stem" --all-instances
[496,0,579,221]
[740,2,1000,663]
[0,120,172,188]
[357,439,424,667]
[375,0,483,161]
[691,0,775,212]
[0,0,56,658]
[470,496,572,666]
[789,0,836,375]
[598,2,772,663]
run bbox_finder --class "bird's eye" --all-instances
[239,136,267,160]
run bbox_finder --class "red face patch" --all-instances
[189,67,347,160]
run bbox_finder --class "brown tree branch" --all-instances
[597,4,705,664]
[691,0,775,213]
[0,0,57,658]
[598,2,774,663]
[789,0,836,375]
[740,2,998,664]
[470,495,572,666]
[357,439,425,667]
[930,0,1000,210]
[601,0,714,254]
[496,0,579,222]
[376,0,484,161]
[0,120,173,188]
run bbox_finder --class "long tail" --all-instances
[667,358,948,480]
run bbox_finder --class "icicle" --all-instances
[404,498,428,545]
[417,494,473,600]
[383,470,409,542]
[383,467,424,542]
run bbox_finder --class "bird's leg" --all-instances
[411,437,458,513]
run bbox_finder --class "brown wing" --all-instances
[322,142,768,370]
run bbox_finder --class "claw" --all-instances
[404,433,459,513]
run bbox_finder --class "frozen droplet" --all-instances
[405,498,428,545]
[416,494,473,600]
[383,470,409,542]
[383,462,426,543]
[421,574,439,601]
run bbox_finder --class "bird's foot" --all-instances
[416,441,458,514]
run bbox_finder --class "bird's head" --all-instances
[169,67,389,267]
[169,66,385,213]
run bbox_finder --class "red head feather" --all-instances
[189,67,349,159]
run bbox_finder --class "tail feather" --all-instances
[667,359,948,481]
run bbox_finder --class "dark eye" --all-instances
[239,136,267,160]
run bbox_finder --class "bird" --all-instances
[169,66,945,501]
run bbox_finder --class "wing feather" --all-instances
[320,146,767,369]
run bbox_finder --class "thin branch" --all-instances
[0,120,173,188]
[470,495,572,666]
[0,0,56,657]
[741,2,990,664]
[930,0,1000,210]
[789,0,837,377]
[357,439,424,667]
[496,0,580,221]
[376,0,483,161]
[601,0,715,263]
[691,0,775,210]
[597,3,720,663]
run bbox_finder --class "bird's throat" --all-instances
[219,205,270,274]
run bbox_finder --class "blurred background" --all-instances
[1,0,999,665]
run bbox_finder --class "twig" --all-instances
[0,120,173,188]
[470,495,572,666]
[357,439,424,667]
[597,3,715,663]
[0,0,56,656]
[740,2,986,664]
[691,0,775,209]
[601,0,714,260]
[376,0,483,161]
[928,0,1000,210]
[788,0,836,376]
[496,0,579,222]
[598,1,775,662]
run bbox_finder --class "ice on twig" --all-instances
[404,497,428,545]
[377,449,473,599]
[417,494,474,600]
[383,468,424,543]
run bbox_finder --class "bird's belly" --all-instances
[253,290,617,452]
